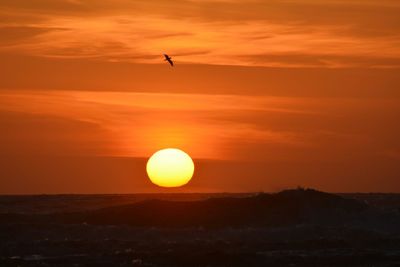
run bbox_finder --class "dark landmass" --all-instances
[1,188,400,266]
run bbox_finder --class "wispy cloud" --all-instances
[1,0,399,67]
[1,90,399,161]
[0,91,312,159]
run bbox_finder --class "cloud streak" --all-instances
[1,0,399,67]
[0,91,307,159]
[0,90,399,162]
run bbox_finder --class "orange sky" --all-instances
[0,0,399,193]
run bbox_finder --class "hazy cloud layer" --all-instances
[0,90,399,162]
[1,54,399,97]
[1,0,400,67]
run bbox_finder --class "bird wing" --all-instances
[163,54,173,66]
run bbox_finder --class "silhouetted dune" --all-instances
[0,188,370,228]
[72,188,366,227]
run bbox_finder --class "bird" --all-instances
[163,54,174,67]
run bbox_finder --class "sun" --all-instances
[146,148,195,188]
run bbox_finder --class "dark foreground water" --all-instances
[0,191,400,267]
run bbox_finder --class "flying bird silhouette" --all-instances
[163,54,174,67]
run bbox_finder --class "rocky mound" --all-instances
[66,189,368,227]
[8,188,365,228]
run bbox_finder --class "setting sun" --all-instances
[146,148,195,188]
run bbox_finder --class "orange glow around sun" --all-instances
[146,148,195,188]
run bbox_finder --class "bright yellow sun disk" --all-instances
[146,148,194,187]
